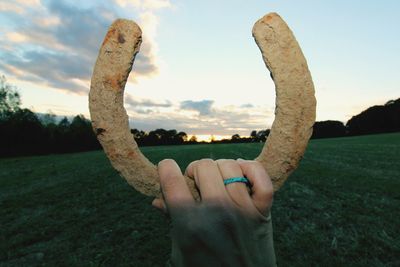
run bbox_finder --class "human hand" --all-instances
[152,158,277,267]
[153,159,273,217]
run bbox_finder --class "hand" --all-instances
[153,158,273,217]
[152,158,277,267]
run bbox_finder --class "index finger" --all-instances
[158,159,195,210]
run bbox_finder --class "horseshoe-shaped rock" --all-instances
[89,13,316,198]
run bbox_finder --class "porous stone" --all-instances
[252,13,316,190]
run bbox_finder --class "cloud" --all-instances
[124,94,172,116]
[114,0,171,10]
[0,49,91,93]
[0,0,169,94]
[127,100,273,136]
[5,32,29,43]
[125,95,172,108]
[240,103,254,108]
[180,100,215,116]
[0,0,40,14]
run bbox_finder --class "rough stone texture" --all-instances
[253,13,316,191]
[89,13,316,197]
[89,19,198,198]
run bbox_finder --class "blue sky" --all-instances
[0,0,399,140]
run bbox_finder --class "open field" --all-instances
[1,133,399,266]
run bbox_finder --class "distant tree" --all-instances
[68,115,99,151]
[250,130,257,141]
[146,128,165,145]
[210,135,216,143]
[385,99,395,105]
[40,111,57,126]
[346,98,400,135]
[257,129,270,142]
[131,128,140,138]
[58,117,70,129]
[189,135,197,143]
[131,128,147,145]
[312,120,347,139]
[231,134,241,143]
[0,108,45,156]
[0,75,21,118]
[176,131,188,144]
[40,112,58,152]
[51,117,70,152]
[166,129,178,145]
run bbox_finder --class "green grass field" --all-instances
[1,133,399,266]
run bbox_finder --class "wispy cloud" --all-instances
[127,100,273,136]
[0,0,170,94]
[240,103,254,108]
[125,95,172,108]
[114,0,171,11]
[180,100,214,116]
[0,0,41,14]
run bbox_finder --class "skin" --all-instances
[152,158,274,217]
[152,159,276,267]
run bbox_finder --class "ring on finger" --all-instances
[223,177,250,186]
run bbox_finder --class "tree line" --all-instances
[312,98,400,139]
[1,76,101,157]
[0,109,100,157]
[1,75,399,157]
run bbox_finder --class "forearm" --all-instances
[168,205,276,267]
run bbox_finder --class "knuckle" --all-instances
[240,160,263,172]
[252,160,264,169]
[254,164,268,177]
[158,158,175,168]
[197,158,215,168]
[161,173,182,190]
[216,159,235,167]
[261,186,274,201]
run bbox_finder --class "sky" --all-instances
[0,0,399,141]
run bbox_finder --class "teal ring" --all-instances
[224,177,250,186]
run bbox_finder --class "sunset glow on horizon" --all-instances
[187,135,237,143]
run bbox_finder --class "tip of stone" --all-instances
[111,18,142,34]
[252,12,284,37]
[257,12,282,25]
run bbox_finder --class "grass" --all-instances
[0,132,399,266]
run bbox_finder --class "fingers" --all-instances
[215,159,256,212]
[156,158,273,217]
[185,159,230,203]
[237,159,274,215]
[158,159,195,210]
